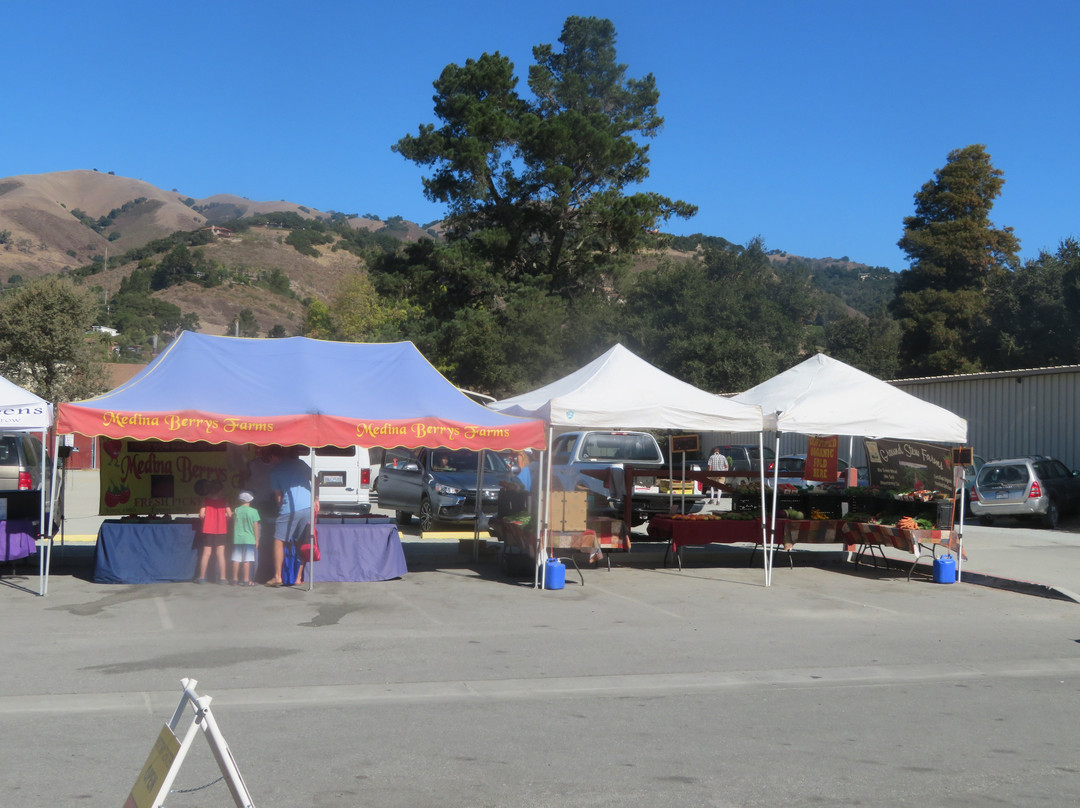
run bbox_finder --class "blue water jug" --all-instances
[544,558,566,590]
[933,553,957,584]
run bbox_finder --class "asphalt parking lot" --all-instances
[3,473,1079,806]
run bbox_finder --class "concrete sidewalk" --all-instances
[45,470,1080,603]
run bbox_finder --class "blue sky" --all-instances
[4,1,1077,270]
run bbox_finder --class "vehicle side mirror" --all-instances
[402,462,421,473]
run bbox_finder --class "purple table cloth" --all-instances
[1,519,38,562]
[312,523,407,582]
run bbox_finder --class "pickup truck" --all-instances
[550,431,705,525]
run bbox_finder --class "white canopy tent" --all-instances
[732,353,968,442]
[492,343,765,432]
[491,344,767,585]
[0,374,54,595]
[732,353,969,582]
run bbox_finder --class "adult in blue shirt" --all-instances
[265,445,312,587]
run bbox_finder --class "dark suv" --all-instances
[715,444,776,473]
[970,455,1080,528]
[376,447,517,531]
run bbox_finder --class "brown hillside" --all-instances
[83,226,367,335]
[0,170,343,283]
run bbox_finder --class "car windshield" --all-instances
[581,435,661,462]
[978,464,1029,486]
[778,457,805,473]
[430,450,509,473]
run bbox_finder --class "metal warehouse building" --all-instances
[891,365,1080,468]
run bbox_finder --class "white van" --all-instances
[300,446,373,516]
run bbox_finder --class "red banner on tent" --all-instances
[57,407,546,452]
[803,435,838,484]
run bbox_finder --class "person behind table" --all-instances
[513,449,533,493]
[265,445,312,587]
[231,490,260,586]
[194,479,232,584]
[707,446,729,504]
[499,450,535,515]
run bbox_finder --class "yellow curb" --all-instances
[54,535,98,544]
[420,531,488,540]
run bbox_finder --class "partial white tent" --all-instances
[0,375,52,430]
[732,353,968,585]
[490,343,764,432]
[491,344,768,586]
[0,374,53,596]
[732,353,967,444]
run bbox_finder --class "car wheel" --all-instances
[978,515,995,526]
[418,498,436,532]
[395,510,412,527]
[1041,500,1060,529]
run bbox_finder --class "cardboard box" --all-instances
[658,478,696,494]
[552,491,588,532]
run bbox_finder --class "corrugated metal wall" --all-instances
[892,367,1080,467]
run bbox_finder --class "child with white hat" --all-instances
[231,491,260,586]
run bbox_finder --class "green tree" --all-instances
[891,144,1020,375]
[0,276,107,401]
[621,239,817,392]
[152,244,197,289]
[302,272,411,343]
[980,238,1080,369]
[823,307,901,379]
[228,309,260,338]
[393,16,696,298]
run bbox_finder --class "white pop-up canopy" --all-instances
[733,353,968,585]
[491,345,768,587]
[0,374,52,430]
[732,353,967,443]
[490,343,764,432]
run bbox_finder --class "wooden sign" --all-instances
[670,434,700,454]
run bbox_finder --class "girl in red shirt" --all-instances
[194,479,232,584]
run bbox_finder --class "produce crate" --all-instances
[845,494,890,515]
[776,493,805,512]
[658,478,697,495]
[801,492,844,519]
[732,492,767,513]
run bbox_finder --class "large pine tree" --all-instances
[393,16,696,300]
[891,144,1020,375]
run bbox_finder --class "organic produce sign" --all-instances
[863,438,953,493]
[99,439,245,515]
[803,435,838,484]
